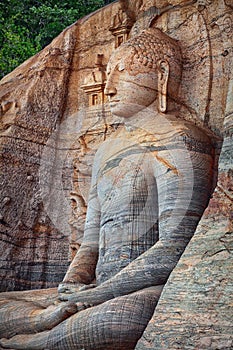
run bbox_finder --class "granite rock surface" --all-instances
[0,0,232,349]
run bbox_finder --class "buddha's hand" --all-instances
[76,301,94,312]
[58,282,97,301]
[58,281,86,295]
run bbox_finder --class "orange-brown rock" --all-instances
[0,1,121,291]
[0,0,232,349]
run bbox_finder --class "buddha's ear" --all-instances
[158,60,169,113]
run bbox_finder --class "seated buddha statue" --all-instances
[0,28,215,350]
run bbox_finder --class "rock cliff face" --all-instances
[0,24,77,290]
[0,0,232,349]
[0,1,121,291]
[136,136,233,350]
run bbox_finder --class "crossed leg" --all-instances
[0,285,163,350]
[0,298,77,339]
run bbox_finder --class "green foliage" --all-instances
[0,0,113,78]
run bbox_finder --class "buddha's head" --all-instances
[104,28,182,118]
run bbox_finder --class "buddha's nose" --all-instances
[104,82,117,96]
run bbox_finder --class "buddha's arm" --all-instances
[61,147,106,289]
[65,232,186,304]
[66,146,213,304]
[61,184,100,286]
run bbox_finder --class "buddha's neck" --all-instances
[123,102,179,132]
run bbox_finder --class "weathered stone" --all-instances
[136,138,233,350]
[0,1,121,291]
[0,23,78,291]
[135,0,233,348]
[0,0,232,349]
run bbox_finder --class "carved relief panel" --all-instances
[81,54,107,108]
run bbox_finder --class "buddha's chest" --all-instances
[96,148,155,210]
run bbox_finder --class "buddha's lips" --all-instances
[109,100,120,103]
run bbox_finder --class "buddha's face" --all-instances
[104,47,158,118]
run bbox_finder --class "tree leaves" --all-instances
[0,0,112,78]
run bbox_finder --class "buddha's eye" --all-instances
[118,61,125,72]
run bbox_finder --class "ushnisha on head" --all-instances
[104,28,182,117]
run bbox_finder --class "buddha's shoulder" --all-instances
[148,114,213,144]
[172,120,212,143]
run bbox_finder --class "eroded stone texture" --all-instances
[136,138,233,350]
[0,25,78,290]
[0,1,121,291]
[0,0,232,349]
[0,16,221,350]
[135,0,233,349]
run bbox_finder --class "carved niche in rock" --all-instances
[81,54,107,108]
[109,8,134,48]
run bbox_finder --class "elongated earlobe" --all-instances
[158,60,169,113]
